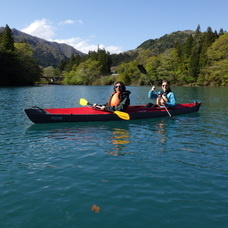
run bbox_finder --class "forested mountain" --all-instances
[110,30,195,66]
[114,26,227,86]
[0,26,196,68]
[57,26,228,86]
[1,24,227,86]
[137,30,194,53]
[0,27,85,67]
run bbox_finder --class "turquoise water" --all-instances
[0,85,227,228]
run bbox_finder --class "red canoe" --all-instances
[24,102,201,124]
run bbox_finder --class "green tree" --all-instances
[110,52,136,66]
[14,42,41,85]
[63,59,101,85]
[145,56,160,84]
[0,51,20,85]
[0,26,41,86]
[88,49,112,75]
[182,35,194,60]
[219,28,225,36]
[117,61,140,85]
[0,25,18,86]
[198,33,228,86]
[156,48,181,83]
[188,46,201,83]
[61,54,84,72]
[195,25,201,37]
[200,26,217,67]
[43,66,55,78]
[187,26,203,82]
[136,49,153,65]
[0,24,14,52]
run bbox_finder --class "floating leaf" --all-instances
[91,205,100,213]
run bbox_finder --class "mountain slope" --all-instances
[1,26,195,68]
[0,27,85,67]
[110,30,195,66]
[136,30,194,54]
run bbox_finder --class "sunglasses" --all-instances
[115,85,123,88]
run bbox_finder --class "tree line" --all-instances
[58,25,227,86]
[1,25,227,86]
[116,26,227,86]
[57,48,113,85]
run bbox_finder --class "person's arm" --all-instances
[148,90,158,99]
[165,92,176,108]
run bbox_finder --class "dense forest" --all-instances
[0,25,42,86]
[0,25,227,86]
[58,25,228,86]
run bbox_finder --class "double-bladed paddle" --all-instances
[137,64,174,119]
[79,98,130,120]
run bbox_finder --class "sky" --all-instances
[1,0,228,54]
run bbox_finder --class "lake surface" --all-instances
[0,85,227,228]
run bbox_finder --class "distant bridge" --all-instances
[40,76,63,84]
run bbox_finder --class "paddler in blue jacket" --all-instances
[93,81,131,111]
[148,80,176,108]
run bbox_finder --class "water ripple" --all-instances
[1,86,228,228]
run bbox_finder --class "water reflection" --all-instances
[107,128,130,156]
[154,120,168,144]
[25,119,175,157]
[25,122,132,156]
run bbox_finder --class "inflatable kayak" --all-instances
[24,102,201,124]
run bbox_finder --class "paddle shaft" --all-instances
[144,72,153,87]
[137,65,174,119]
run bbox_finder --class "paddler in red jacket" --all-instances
[93,81,131,111]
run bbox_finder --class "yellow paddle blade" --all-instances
[79,98,89,106]
[114,111,130,120]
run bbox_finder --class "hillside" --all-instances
[137,30,195,54]
[110,30,195,66]
[1,26,195,68]
[0,27,85,67]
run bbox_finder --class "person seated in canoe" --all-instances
[93,81,131,111]
[147,80,176,108]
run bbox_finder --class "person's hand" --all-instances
[93,103,98,107]
[160,100,166,106]
[162,94,168,102]
[151,86,156,91]
[100,105,106,110]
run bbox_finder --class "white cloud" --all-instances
[21,19,122,54]
[21,19,55,40]
[54,38,122,54]
[105,45,122,54]
[54,38,93,53]
[60,19,83,25]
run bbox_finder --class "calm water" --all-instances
[0,85,227,228]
